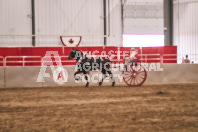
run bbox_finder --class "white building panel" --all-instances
[0,0,32,46]
[35,0,122,47]
[0,0,122,47]
[123,0,163,35]
[107,0,122,46]
[173,0,198,63]
[35,0,104,46]
[124,18,163,34]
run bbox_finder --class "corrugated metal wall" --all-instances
[123,0,164,35]
[173,0,198,63]
[0,0,32,46]
[1,0,197,53]
[107,0,122,46]
[35,0,104,46]
[0,0,122,47]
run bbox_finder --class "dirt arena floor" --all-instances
[0,83,198,132]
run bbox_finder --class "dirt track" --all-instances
[0,83,198,132]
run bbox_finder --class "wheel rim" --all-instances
[123,65,147,86]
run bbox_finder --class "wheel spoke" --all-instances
[136,73,145,81]
[137,72,145,78]
[139,73,145,79]
[133,78,136,85]
[130,77,133,85]
[124,73,131,78]
[124,75,131,80]
[136,70,145,74]
[136,76,140,80]
[124,72,132,76]
[133,77,136,85]
[137,73,145,79]
[123,64,147,86]
[136,75,143,82]
[135,77,139,85]
[126,76,132,83]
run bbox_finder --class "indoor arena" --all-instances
[0,0,198,131]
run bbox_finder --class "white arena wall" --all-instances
[0,64,198,88]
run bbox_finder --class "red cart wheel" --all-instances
[123,64,147,86]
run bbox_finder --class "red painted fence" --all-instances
[0,46,177,66]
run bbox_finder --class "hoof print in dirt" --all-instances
[157,91,165,95]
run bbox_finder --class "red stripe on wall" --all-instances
[0,46,177,66]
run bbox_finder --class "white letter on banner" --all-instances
[36,51,68,83]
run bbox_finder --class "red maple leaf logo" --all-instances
[69,39,74,44]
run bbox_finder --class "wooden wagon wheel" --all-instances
[122,64,147,86]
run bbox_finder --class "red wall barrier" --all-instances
[0,46,177,66]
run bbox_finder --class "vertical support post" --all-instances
[23,57,25,67]
[117,47,120,61]
[108,0,110,36]
[163,0,173,46]
[31,0,36,46]
[140,47,142,62]
[121,0,125,39]
[41,58,44,87]
[103,0,107,46]
[3,58,6,88]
